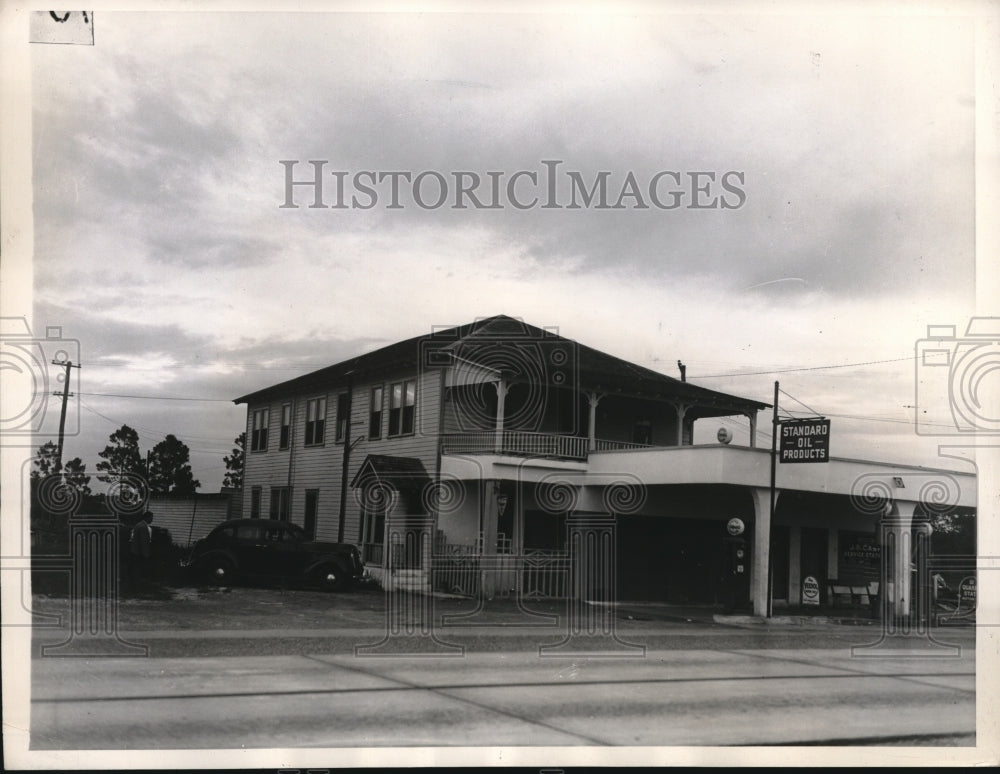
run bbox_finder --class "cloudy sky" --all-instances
[22,7,983,491]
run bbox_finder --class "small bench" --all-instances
[828,581,877,607]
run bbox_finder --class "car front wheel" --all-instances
[203,556,234,586]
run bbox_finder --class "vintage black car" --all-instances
[185,519,364,590]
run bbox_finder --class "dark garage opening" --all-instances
[617,515,726,603]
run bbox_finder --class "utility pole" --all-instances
[52,358,81,473]
[337,371,355,544]
[767,381,779,618]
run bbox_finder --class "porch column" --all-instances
[749,486,776,617]
[788,525,801,603]
[882,500,919,621]
[586,392,602,451]
[675,403,689,446]
[493,378,507,454]
[480,480,500,598]
[747,412,757,448]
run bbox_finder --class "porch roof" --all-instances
[234,315,768,414]
[350,454,431,504]
[573,341,767,415]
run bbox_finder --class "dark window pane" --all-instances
[336,394,349,442]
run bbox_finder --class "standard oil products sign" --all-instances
[779,418,831,463]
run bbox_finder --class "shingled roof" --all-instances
[234,315,768,414]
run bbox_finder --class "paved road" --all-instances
[31,641,975,749]
[22,589,981,752]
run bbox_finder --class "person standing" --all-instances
[128,511,154,588]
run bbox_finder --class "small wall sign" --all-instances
[726,517,745,536]
[802,575,821,605]
[958,576,976,612]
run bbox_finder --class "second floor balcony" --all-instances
[440,430,652,461]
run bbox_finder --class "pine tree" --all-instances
[30,441,60,480]
[148,434,200,495]
[60,457,92,498]
[223,432,245,489]
[96,425,144,482]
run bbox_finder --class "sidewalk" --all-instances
[27,584,918,633]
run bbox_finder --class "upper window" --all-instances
[279,403,292,450]
[369,386,383,439]
[251,408,269,452]
[305,396,327,446]
[336,393,349,443]
[388,380,416,436]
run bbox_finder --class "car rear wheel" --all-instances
[203,556,234,586]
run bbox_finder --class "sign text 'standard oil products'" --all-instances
[779,419,831,463]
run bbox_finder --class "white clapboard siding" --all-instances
[148,493,241,548]
[239,366,443,546]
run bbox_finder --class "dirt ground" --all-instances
[29,582,574,631]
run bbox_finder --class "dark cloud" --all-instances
[25,11,980,487]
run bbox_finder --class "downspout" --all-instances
[286,398,296,488]
[337,371,354,543]
[435,366,446,507]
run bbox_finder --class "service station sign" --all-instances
[779,418,831,463]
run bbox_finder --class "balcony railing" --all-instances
[440,431,665,461]
[441,431,589,461]
[592,439,653,451]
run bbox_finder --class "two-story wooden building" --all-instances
[235,315,976,616]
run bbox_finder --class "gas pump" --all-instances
[722,517,750,611]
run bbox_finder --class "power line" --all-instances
[77,391,234,402]
[690,355,915,379]
[714,404,958,438]
[87,363,325,372]
[778,387,820,417]
[79,400,236,451]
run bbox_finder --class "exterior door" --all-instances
[770,525,790,602]
[361,506,386,565]
[800,527,828,603]
[303,489,319,540]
